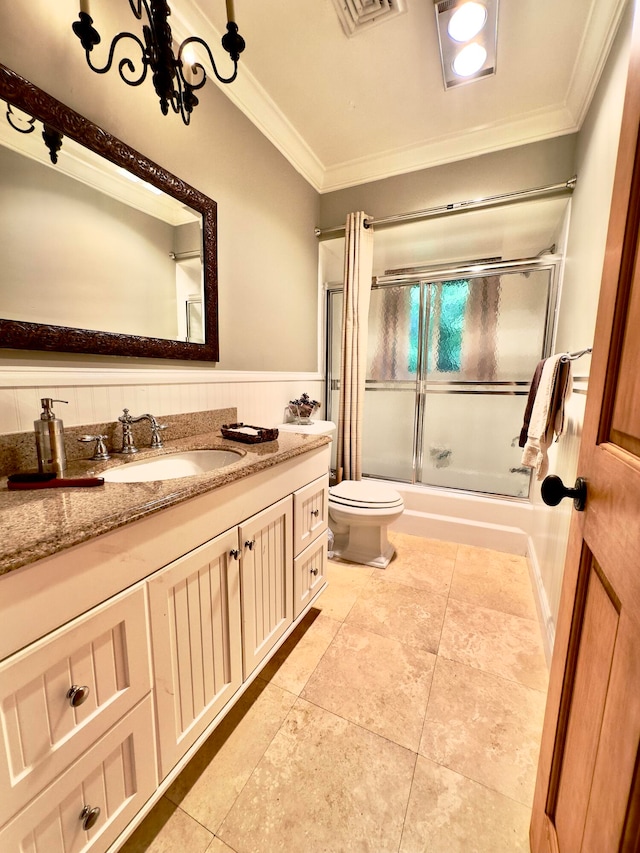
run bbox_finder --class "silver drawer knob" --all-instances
[245,538,256,550]
[67,685,90,707]
[310,567,319,576]
[230,549,240,560]
[80,805,101,830]
[311,509,320,517]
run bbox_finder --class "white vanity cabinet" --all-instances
[293,475,328,618]
[0,588,156,853]
[148,528,243,779]
[0,443,330,853]
[0,697,157,853]
[239,496,294,679]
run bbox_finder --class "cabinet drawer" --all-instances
[293,533,328,619]
[0,587,150,820]
[0,696,157,853]
[293,475,328,556]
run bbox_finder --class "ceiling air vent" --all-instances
[331,0,407,38]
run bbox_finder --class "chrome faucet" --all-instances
[118,409,167,454]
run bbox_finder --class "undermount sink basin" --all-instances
[101,449,243,483]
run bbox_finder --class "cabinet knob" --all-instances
[245,538,256,550]
[310,567,319,576]
[229,549,240,560]
[80,805,101,831]
[311,509,320,517]
[67,684,90,707]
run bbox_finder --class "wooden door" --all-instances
[239,496,293,679]
[530,8,640,852]
[148,529,243,778]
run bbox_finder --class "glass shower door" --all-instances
[419,269,551,497]
[329,286,418,481]
[327,263,555,498]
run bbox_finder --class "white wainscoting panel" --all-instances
[0,368,324,434]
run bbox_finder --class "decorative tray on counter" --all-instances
[221,423,279,444]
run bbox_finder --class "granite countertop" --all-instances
[0,430,330,577]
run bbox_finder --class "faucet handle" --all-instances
[150,423,168,448]
[78,435,111,461]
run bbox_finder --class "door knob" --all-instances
[541,475,587,511]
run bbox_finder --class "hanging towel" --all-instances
[521,354,572,479]
[518,358,546,448]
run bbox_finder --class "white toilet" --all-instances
[328,480,404,569]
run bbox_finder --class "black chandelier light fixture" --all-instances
[5,104,64,164]
[72,0,246,125]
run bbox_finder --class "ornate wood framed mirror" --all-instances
[0,64,219,361]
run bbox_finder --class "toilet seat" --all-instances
[329,480,403,510]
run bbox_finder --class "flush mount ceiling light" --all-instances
[434,0,498,89]
[72,0,246,125]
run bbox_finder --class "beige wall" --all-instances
[528,0,633,649]
[318,136,577,230]
[0,1,320,373]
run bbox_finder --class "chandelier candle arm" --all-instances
[71,0,246,125]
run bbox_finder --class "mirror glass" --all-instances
[0,64,219,360]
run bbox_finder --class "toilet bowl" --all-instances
[328,480,404,569]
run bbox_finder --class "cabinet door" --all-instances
[148,529,243,779]
[239,496,293,679]
[293,475,328,555]
[0,587,150,821]
[0,696,157,853]
[293,534,328,619]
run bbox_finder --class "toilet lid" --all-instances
[329,480,404,509]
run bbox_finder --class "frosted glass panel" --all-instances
[368,286,419,380]
[426,272,549,382]
[362,388,415,481]
[421,393,531,497]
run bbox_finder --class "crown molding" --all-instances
[174,0,626,194]
[564,0,629,127]
[317,104,579,192]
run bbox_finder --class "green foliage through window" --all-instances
[408,280,470,374]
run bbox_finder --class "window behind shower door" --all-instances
[327,265,555,498]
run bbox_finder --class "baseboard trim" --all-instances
[526,535,555,668]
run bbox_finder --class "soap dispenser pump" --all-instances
[35,398,68,476]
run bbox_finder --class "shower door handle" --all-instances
[541,475,587,511]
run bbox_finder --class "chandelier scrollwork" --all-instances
[72,0,246,125]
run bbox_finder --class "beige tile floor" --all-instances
[120,531,549,853]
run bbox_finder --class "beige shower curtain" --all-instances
[335,211,374,482]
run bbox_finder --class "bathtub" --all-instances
[379,479,534,555]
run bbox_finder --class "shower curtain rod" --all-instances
[314,176,577,239]
[169,250,202,261]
